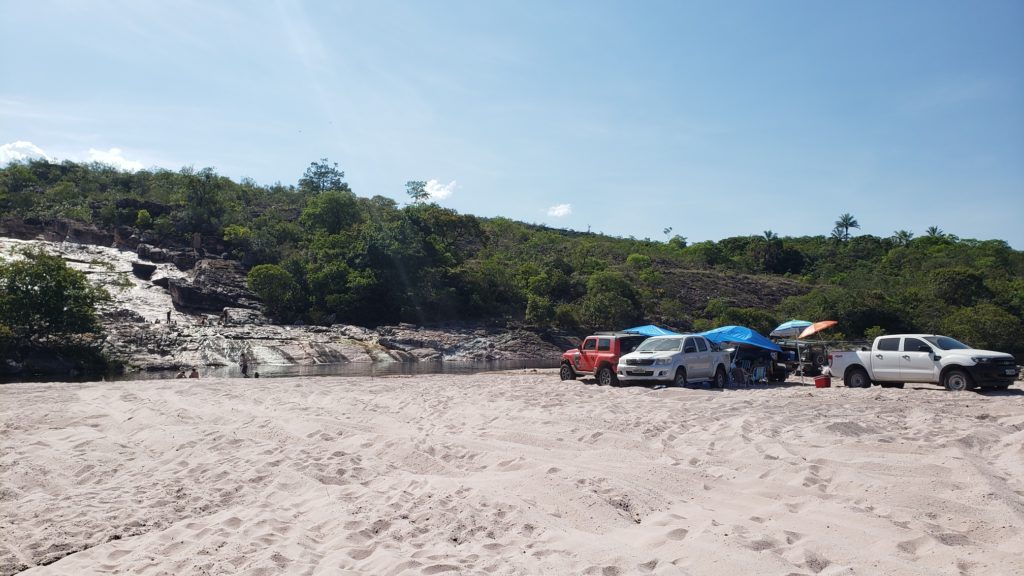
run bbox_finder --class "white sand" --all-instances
[2,372,1023,575]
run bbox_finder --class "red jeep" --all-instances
[559,331,649,386]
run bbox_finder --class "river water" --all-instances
[129,359,563,381]
[2,359,562,384]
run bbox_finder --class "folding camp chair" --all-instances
[750,365,767,385]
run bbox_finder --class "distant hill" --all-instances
[2,158,1022,358]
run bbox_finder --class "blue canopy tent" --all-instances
[700,325,781,352]
[701,325,782,385]
[624,325,680,336]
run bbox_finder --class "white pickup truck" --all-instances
[616,334,730,388]
[829,334,1019,391]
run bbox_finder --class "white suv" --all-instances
[617,335,730,388]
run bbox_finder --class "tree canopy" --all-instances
[0,247,111,343]
[2,157,1022,358]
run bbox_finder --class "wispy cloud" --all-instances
[425,179,456,200]
[0,141,50,163]
[547,203,572,217]
[87,148,144,171]
[1,141,146,172]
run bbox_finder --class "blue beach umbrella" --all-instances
[770,319,812,338]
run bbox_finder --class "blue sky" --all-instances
[3,0,1022,247]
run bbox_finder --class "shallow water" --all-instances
[133,359,563,381]
[2,359,562,384]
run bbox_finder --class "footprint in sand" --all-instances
[803,549,832,574]
[897,535,934,555]
[744,538,777,552]
[223,517,242,529]
[637,559,658,573]
[421,564,461,574]
[784,530,804,545]
[347,547,374,560]
[666,528,689,541]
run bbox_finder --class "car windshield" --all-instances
[635,337,683,352]
[619,336,647,354]
[923,336,970,350]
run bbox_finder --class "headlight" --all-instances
[971,356,995,363]
[654,358,672,365]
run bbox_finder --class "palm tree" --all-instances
[892,230,914,247]
[925,225,944,238]
[834,213,860,241]
[761,230,780,271]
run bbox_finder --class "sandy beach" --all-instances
[2,372,1023,575]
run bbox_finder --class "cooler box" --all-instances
[814,375,831,388]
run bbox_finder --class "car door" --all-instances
[900,337,938,383]
[682,337,705,378]
[694,336,713,378]
[871,337,901,381]
[578,337,598,373]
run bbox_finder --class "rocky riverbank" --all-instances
[0,229,571,378]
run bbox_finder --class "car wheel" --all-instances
[713,366,727,389]
[844,367,871,388]
[943,369,970,392]
[559,363,576,381]
[673,367,687,387]
[597,366,615,386]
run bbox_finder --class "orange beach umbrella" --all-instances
[798,320,837,339]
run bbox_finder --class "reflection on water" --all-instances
[108,359,563,382]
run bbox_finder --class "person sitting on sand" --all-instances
[175,369,186,379]
[189,367,199,378]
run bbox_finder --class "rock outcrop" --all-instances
[168,259,260,311]
[0,236,566,379]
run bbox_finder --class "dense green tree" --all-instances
[929,267,991,306]
[299,158,348,195]
[0,248,111,342]
[575,271,642,330]
[135,209,153,229]
[182,167,229,235]
[300,190,362,235]
[247,264,304,321]
[406,180,429,203]
[941,303,1022,356]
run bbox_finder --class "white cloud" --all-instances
[87,147,144,172]
[0,140,49,164]
[547,203,572,218]
[425,179,456,200]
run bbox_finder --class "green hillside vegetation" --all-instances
[2,158,1022,358]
